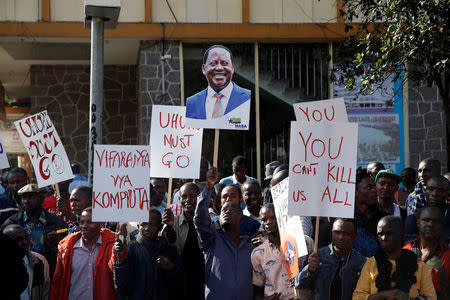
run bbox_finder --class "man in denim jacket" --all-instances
[295,218,366,300]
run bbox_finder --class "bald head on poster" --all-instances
[185,45,251,130]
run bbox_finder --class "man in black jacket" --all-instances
[113,209,182,300]
[0,183,67,277]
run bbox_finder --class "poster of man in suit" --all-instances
[185,45,251,130]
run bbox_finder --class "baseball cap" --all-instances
[375,169,401,184]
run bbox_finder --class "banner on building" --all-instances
[14,111,73,187]
[333,65,405,172]
[293,98,348,123]
[92,144,151,222]
[150,105,203,178]
[272,177,308,277]
[0,136,10,169]
[288,121,358,218]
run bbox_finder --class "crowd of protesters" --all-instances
[0,157,449,300]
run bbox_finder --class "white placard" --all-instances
[150,105,203,178]
[271,177,308,257]
[0,135,10,169]
[288,121,358,218]
[293,98,348,123]
[92,144,151,222]
[14,111,73,187]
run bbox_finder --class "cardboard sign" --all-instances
[14,111,73,187]
[150,105,203,178]
[293,98,348,123]
[185,92,251,130]
[288,121,358,218]
[0,136,10,169]
[92,145,151,222]
[271,177,308,278]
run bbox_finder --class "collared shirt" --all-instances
[68,235,102,300]
[219,174,259,188]
[194,187,254,300]
[205,82,233,119]
[20,255,31,300]
[406,182,427,216]
[23,211,47,253]
[167,212,190,255]
[251,239,295,300]
[243,207,259,222]
[404,237,450,300]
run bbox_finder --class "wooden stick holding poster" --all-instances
[314,216,320,252]
[167,177,173,206]
[14,111,73,187]
[213,129,219,167]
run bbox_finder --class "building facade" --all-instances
[0,0,446,179]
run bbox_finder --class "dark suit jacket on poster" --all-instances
[186,82,250,119]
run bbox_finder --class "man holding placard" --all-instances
[194,167,254,300]
[295,218,366,300]
[252,203,296,300]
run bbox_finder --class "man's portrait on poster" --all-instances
[186,45,251,129]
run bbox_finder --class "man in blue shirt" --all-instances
[194,167,254,300]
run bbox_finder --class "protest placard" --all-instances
[293,98,348,123]
[14,111,73,187]
[271,177,308,277]
[150,105,203,179]
[184,45,251,131]
[0,136,10,170]
[92,144,151,222]
[288,121,358,218]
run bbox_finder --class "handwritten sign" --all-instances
[293,98,348,123]
[14,111,73,187]
[92,145,151,222]
[272,177,308,278]
[150,105,203,178]
[288,121,358,218]
[0,136,10,169]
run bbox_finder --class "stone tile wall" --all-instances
[138,41,181,144]
[408,82,447,172]
[30,65,138,176]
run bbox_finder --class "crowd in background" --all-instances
[0,156,449,300]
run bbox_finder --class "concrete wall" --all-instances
[1,0,338,24]
[138,41,181,144]
[408,82,447,172]
[30,64,138,176]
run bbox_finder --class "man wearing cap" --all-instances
[375,169,406,220]
[262,161,281,205]
[0,183,67,277]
